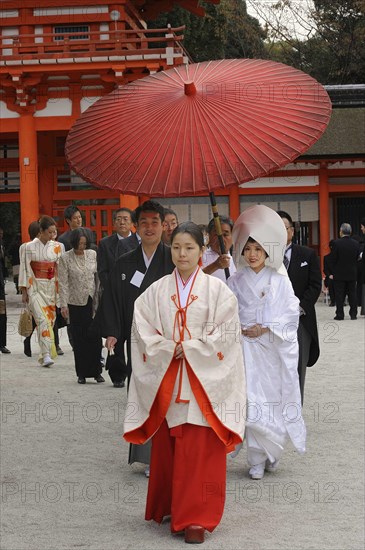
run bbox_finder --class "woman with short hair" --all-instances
[59,228,103,384]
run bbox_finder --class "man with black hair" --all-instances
[277,210,322,404]
[101,201,174,383]
[99,200,174,472]
[58,205,95,251]
[97,207,139,290]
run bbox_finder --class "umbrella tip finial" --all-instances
[184,81,196,96]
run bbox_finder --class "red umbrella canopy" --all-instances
[65,59,332,197]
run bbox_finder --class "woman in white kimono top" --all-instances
[124,222,246,544]
[228,205,306,481]
[19,216,62,367]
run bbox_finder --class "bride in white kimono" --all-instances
[124,222,246,544]
[228,205,306,480]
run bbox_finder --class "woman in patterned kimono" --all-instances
[228,205,306,480]
[58,228,103,384]
[19,216,62,367]
[124,222,246,544]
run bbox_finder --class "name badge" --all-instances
[130,270,145,288]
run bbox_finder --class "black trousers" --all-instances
[297,321,311,406]
[68,297,102,378]
[334,280,357,319]
[0,292,6,347]
[0,313,6,347]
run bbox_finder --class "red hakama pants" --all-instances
[145,420,227,533]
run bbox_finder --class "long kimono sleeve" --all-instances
[58,255,69,308]
[18,243,27,289]
[96,239,109,289]
[124,286,177,442]
[261,275,300,343]
[98,263,124,340]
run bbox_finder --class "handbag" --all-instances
[105,349,130,377]
[18,307,33,337]
[55,307,68,329]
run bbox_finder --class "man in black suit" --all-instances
[100,201,174,474]
[323,240,336,306]
[102,201,175,377]
[97,208,139,289]
[277,211,322,404]
[329,223,360,321]
[58,205,96,251]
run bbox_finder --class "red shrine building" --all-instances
[1,0,364,264]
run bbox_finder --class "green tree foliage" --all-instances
[252,0,365,83]
[0,202,20,247]
[309,0,365,83]
[148,1,266,62]
[220,0,267,59]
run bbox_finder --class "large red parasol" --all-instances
[65,58,331,197]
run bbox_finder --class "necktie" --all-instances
[283,254,289,270]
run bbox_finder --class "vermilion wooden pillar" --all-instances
[318,162,330,271]
[38,133,54,217]
[120,194,139,211]
[229,186,240,221]
[19,112,39,242]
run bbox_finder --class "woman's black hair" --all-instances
[39,215,56,232]
[70,227,91,250]
[28,221,40,240]
[170,221,204,249]
[243,236,269,258]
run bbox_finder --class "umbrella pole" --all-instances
[209,192,230,280]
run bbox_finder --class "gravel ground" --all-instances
[0,281,364,550]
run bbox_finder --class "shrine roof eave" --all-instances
[132,0,220,19]
[303,107,365,157]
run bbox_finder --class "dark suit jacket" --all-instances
[329,236,360,281]
[98,242,174,375]
[58,227,96,251]
[323,253,334,278]
[287,243,322,367]
[97,233,139,289]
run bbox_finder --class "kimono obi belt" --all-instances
[30,261,56,280]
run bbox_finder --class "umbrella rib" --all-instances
[72,92,191,188]
[197,93,328,167]
[193,103,237,188]
[195,98,273,177]
[124,99,191,193]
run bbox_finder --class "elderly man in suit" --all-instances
[329,223,360,321]
[277,211,322,404]
[96,207,139,388]
[97,208,139,290]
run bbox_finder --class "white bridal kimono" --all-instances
[228,266,306,465]
[124,268,246,449]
